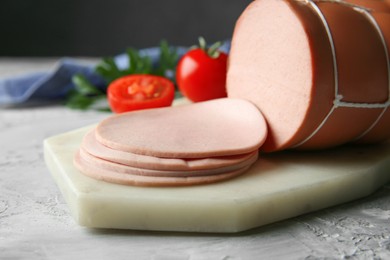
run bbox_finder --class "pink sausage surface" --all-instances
[96,98,267,158]
[82,129,259,171]
[78,147,258,178]
[74,151,251,187]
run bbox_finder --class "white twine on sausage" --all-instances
[292,0,390,148]
[308,0,372,11]
[351,5,390,140]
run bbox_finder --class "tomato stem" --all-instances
[199,37,207,50]
[197,37,222,59]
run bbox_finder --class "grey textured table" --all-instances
[1,59,390,260]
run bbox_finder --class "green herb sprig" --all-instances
[65,74,106,110]
[65,40,179,110]
[154,40,179,78]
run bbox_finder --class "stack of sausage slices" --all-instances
[74,98,267,187]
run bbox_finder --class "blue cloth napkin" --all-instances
[0,41,230,107]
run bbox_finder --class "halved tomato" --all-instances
[107,74,175,113]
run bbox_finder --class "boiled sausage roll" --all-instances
[227,0,390,152]
[345,0,390,11]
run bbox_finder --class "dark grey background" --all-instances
[0,0,252,57]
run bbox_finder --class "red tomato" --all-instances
[176,48,228,102]
[107,74,175,113]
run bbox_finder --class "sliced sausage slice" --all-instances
[74,151,251,187]
[82,129,259,171]
[78,147,258,177]
[96,98,267,158]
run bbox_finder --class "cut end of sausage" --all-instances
[227,0,316,152]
